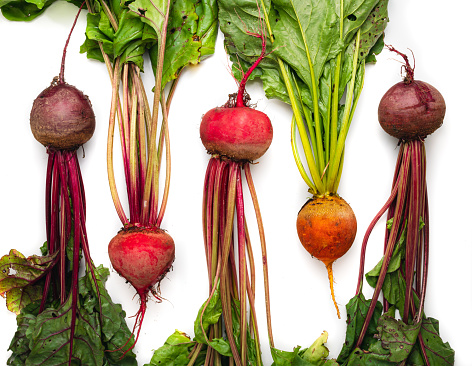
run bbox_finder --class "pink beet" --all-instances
[200,105,273,161]
[108,227,175,353]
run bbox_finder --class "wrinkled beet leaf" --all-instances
[81,266,138,365]
[7,303,40,365]
[150,0,218,87]
[81,0,216,89]
[218,0,388,113]
[5,260,137,365]
[26,293,103,365]
[409,317,454,366]
[336,292,383,363]
[0,249,57,314]
[338,314,453,366]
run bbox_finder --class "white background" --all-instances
[0,1,470,365]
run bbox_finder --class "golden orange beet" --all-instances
[296,194,357,318]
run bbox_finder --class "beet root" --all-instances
[200,106,273,161]
[296,195,357,318]
[107,227,175,355]
[297,195,357,263]
[108,227,175,294]
[30,81,95,150]
[378,80,445,141]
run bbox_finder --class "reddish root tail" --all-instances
[325,262,341,319]
[107,292,147,359]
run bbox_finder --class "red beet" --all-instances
[108,227,175,295]
[108,226,175,352]
[30,81,95,150]
[200,27,272,163]
[378,47,445,141]
[200,105,273,161]
[378,80,445,140]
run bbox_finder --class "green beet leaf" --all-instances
[336,292,382,363]
[192,286,234,358]
[195,0,218,59]
[145,330,198,366]
[127,0,167,40]
[194,286,223,345]
[271,346,313,366]
[150,0,218,89]
[270,0,343,88]
[80,265,138,364]
[80,0,218,89]
[113,13,145,55]
[340,315,420,365]
[406,317,454,365]
[80,12,114,62]
[7,303,41,365]
[81,6,151,69]
[0,0,53,21]
[0,249,57,314]
[365,222,407,289]
[0,0,81,21]
[375,315,421,362]
[5,263,137,365]
[271,333,340,366]
[25,292,104,365]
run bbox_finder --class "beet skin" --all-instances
[30,82,95,150]
[108,228,175,293]
[200,106,273,161]
[378,80,445,140]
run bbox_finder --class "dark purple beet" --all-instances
[378,80,445,140]
[30,81,95,150]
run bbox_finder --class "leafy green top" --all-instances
[80,0,218,91]
[218,0,388,195]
